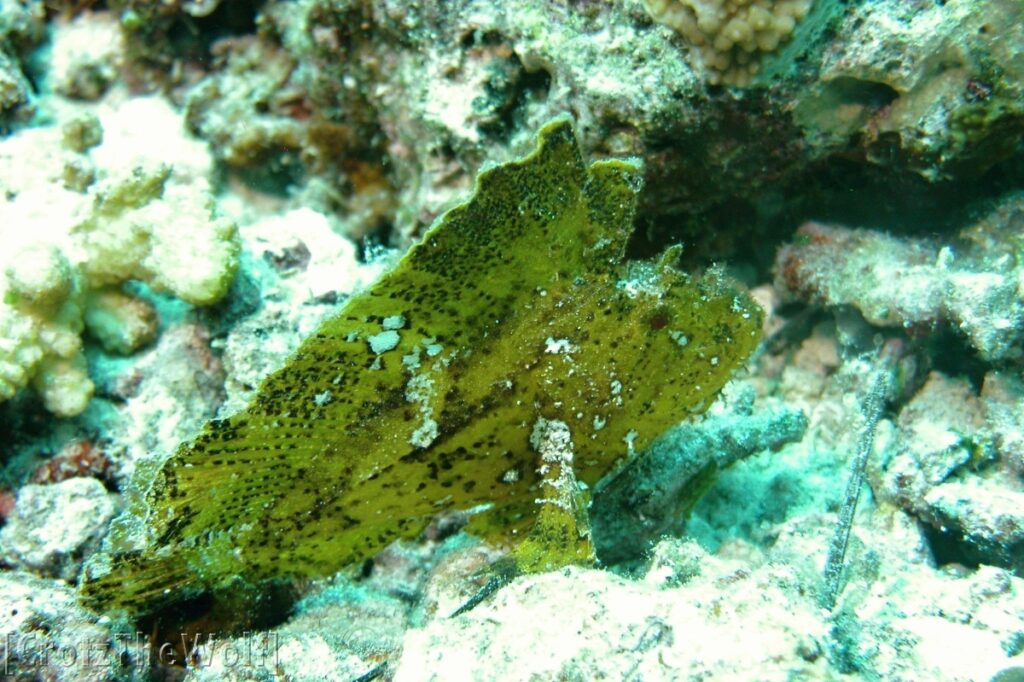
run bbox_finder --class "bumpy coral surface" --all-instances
[794,0,1024,179]
[0,0,44,129]
[0,477,115,580]
[0,96,239,416]
[643,0,813,85]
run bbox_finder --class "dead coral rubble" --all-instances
[0,477,115,581]
[868,371,1024,576]
[0,571,121,681]
[0,0,44,129]
[775,192,1024,361]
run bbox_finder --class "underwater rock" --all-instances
[395,553,829,681]
[0,571,120,681]
[793,0,1024,180]
[261,0,722,245]
[875,372,985,498]
[0,477,115,580]
[180,534,490,681]
[0,0,44,131]
[48,12,124,101]
[760,502,1024,680]
[165,0,1017,258]
[0,0,45,49]
[95,322,228,482]
[82,287,158,355]
[85,0,1021,266]
[184,37,304,171]
[0,47,34,127]
[983,370,1024,479]
[775,195,1024,361]
[870,371,1024,575]
[846,560,1024,680]
[924,481,1024,574]
[183,577,408,681]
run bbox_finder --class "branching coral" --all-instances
[643,0,812,85]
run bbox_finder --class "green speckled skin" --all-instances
[80,118,762,615]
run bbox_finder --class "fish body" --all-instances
[80,118,762,615]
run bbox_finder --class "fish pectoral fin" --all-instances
[449,489,596,618]
[511,416,596,575]
[511,490,595,575]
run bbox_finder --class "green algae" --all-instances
[80,118,763,615]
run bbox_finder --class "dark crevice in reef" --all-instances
[165,1,266,62]
[921,328,990,389]
[921,516,1024,578]
[922,521,982,571]
[136,581,298,673]
[229,150,306,198]
[629,142,1024,281]
[460,30,553,144]
[0,395,52,469]
[816,76,900,111]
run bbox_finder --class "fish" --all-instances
[79,117,762,615]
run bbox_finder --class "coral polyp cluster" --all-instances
[643,0,812,85]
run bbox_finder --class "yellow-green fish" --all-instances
[80,118,762,615]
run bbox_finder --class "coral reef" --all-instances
[793,0,1024,179]
[642,0,814,85]
[0,45,33,126]
[0,477,115,580]
[181,536,473,681]
[869,371,1024,575]
[0,0,44,129]
[0,95,239,416]
[0,571,120,681]
[52,0,1002,271]
[394,528,1024,681]
[28,438,112,485]
[0,0,1021,680]
[397,552,829,680]
[47,12,124,101]
[176,0,1014,252]
[775,192,1024,361]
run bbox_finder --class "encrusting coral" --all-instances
[80,118,763,616]
[0,97,239,417]
[643,0,813,85]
